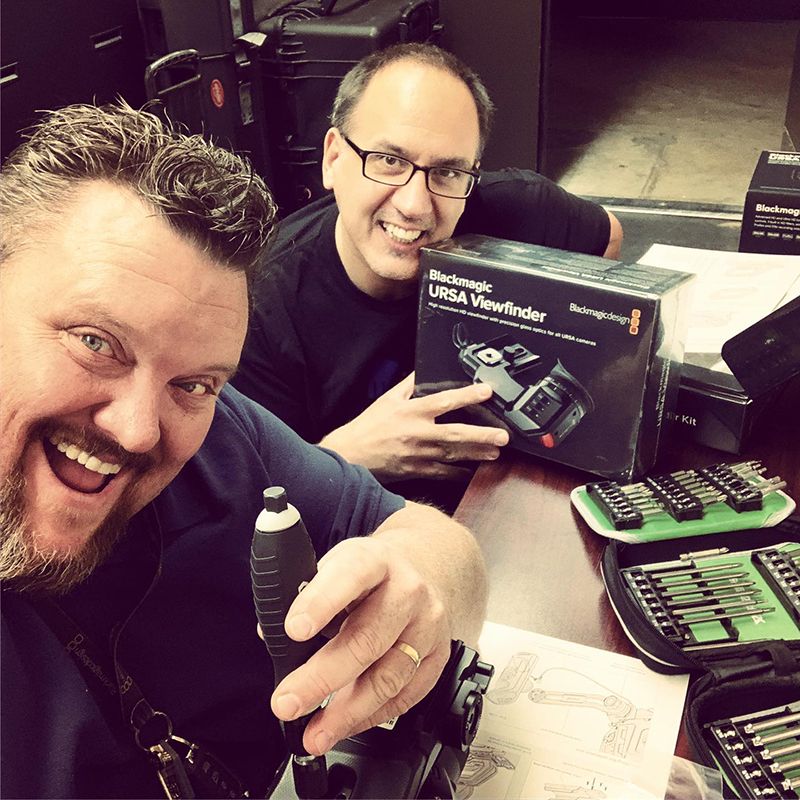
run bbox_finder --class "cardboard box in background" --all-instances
[739,150,800,255]
[414,236,694,482]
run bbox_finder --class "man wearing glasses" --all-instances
[233,43,622,507]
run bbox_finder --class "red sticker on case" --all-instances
[210,79,225,109]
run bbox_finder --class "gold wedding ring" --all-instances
[394,641,422,669]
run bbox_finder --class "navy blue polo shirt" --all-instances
[1,386,404,798]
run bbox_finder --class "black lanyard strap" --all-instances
[28,506,251,798]
[28,502,200,799]
[32,594,198,799]
[32,596,145,723]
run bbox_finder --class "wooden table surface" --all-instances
[454,377,800,763]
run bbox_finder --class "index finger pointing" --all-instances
[414,382,495,416]
[285,538,387,642]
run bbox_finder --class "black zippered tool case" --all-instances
[600,515,800,799]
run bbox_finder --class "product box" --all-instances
[671,295,800,453]
[414,235,694,481]
[672,363,771,453]
[739,150,800,255]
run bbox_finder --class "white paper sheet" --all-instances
[637,244,800,373]
[457,622,690,800]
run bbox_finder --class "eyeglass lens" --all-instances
[363,152,474,197]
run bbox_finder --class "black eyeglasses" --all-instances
[343,135,480,199]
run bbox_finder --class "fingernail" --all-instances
[313,730,333,755]
[286,613,313,640]
[493,432,510,446]
[273,693,301,720]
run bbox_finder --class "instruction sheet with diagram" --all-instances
[457,622,689,800]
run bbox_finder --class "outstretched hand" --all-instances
[269,534,452,756]
[319,372,510,481]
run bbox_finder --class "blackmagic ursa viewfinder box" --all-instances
[414,236,695,481]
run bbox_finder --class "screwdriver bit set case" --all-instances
[600,515,800,798]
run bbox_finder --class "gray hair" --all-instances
[0,101,277,287]
[330,43,495,157]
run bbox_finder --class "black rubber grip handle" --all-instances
[251,487,326,688]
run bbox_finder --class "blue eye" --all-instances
[81,334,111,354]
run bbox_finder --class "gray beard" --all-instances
[0,466,130,595]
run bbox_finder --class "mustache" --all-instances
[38,420,156,473]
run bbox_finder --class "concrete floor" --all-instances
[543,18,799,210]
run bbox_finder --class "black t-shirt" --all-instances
[233,168,610,445]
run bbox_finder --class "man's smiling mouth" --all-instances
[381,221,423,243]
[44,435,122,494]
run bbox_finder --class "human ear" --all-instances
[322,128,342,190]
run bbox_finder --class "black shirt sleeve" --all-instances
[455,168,611,256]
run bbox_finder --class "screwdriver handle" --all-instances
[251,487,325,688]
[252,488,330,795]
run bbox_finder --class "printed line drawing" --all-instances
[487,652,653,758]
[544,778,608,799]
[456,745,516,800]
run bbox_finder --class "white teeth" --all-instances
[383,222,422,243]
[47,436,122,476]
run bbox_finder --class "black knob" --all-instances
[263,486,289,513]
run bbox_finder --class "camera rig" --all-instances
[251,487,494,799]
[265,640,493,799]
[453,324,594,448]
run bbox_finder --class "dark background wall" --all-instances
[0,1,147,161]
[439,0,543,171]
